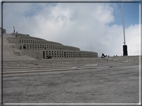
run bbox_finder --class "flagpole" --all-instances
[121,3,128,56]
[122,3,126,45]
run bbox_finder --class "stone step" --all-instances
[3,66,98,74]
[2,33,36,61]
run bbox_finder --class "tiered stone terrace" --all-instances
[5,32,98,60]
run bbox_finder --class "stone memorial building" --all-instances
[6,31,98,59]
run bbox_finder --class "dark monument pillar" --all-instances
[123,45,128,56]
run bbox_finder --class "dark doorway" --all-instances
[64,52,66,58]
[43,51,45,59]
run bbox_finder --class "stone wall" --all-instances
[20,49,43,59]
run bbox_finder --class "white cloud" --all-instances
[2,3,140,56]
[125,24,141,55]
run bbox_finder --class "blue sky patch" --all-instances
[109,3,139,28]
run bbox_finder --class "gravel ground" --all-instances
[2,58,140,104]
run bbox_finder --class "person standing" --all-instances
[13,26,15,33]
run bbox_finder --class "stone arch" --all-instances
[43,51,45,59]
[30,44,32,49]
[33,44,34,49]
[52,51,53,57]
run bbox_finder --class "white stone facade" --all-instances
[8,33,98,59]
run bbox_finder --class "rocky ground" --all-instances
[1,56,141,105]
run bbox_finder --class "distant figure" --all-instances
[23,44,26,49]
[101,53,106,58]
[20,45,22,49]
[13,26,15,33]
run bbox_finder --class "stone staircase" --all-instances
[1,33,36,61]
[3,57,138,75]
[2,58,100,73]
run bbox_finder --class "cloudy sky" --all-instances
[1,0,141,56]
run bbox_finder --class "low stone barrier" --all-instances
[104,55,141,65]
